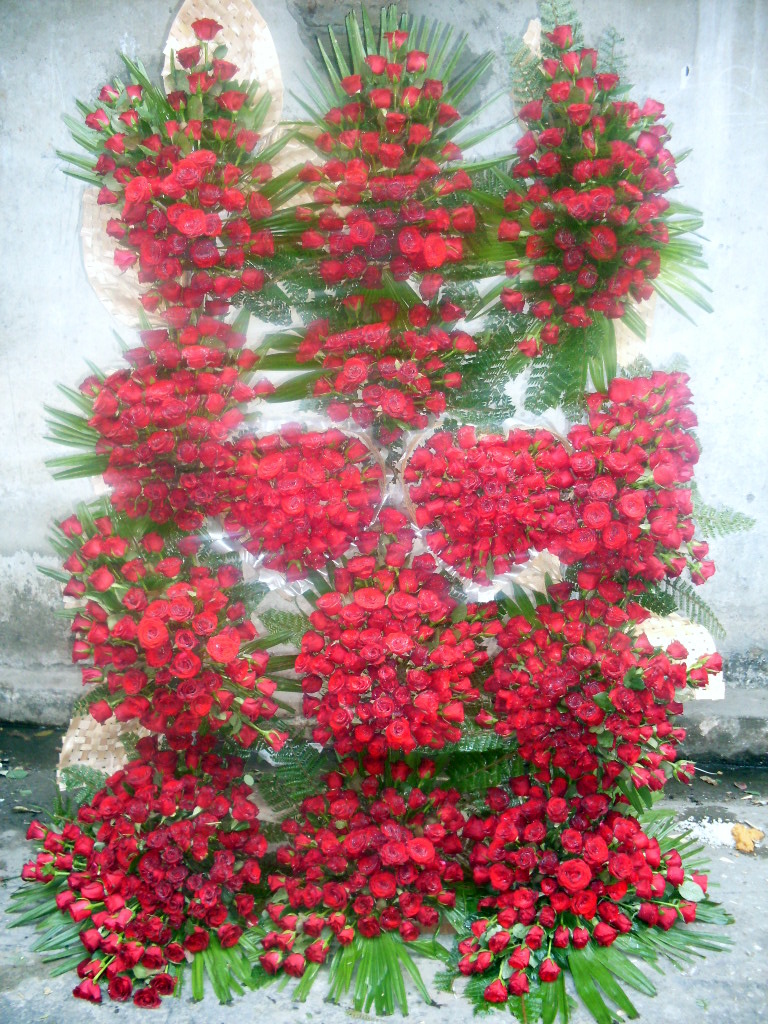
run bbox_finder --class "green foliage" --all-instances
[621,354,654,380]
[692,486,755,539]
[447,328,522,425]
[313,931,440,1016]
[637,585,678,619]
[439,727,516,755]
[119,731,142,761]
[635,575,726,641]
[596,26,630,79]
[671,579,726,641]
[253,742,329,816]
[446,749,523,793]
[259,608,309,648]
[523,317,617,415]
[58,766,108,807]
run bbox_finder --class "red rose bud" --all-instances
[538,958,561,983]
[509,971,529,996]
[484,979,508,1003]
[572,927,590,949]
[73,979,101,1003]
[546,24,573,49]
[406,50,428,72]
[191,17,222,40]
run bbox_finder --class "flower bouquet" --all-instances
[11,3,743,1021]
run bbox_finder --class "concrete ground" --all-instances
[0,723,766,1024]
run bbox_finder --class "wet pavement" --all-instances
[1,723,766,1023]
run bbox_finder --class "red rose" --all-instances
[546,25,573,49]
[137,617,169,649]
[484,979,508,1003]
[508,971,529,995]
[538,958,561,983]
[406,837,435,865]
[217,91,247,113]
[133,987,162,1008]
[87,566,115,592]
[191,17,222,40]
[108,976,132,1001]
[206,631,241,663]
[369,871,397,899]
[73,979,101,1003]
[150,973,176,996]
[586,226,618,262]
[556,859,592,893]
[570,889,597,919]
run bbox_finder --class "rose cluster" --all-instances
[497,25,680,354]
[58,512,284,750]
[85,17,279,322]
[260,768,465,974]
[280,30,486,438]
[82,341,267,527]
[21,739,266,1007]
[560,372,715,590]
[404,425,573,584]
[456,780,708,1003]
[481,589,720,798]
[403,373,714,596]
[220,425,384,578]
[297,518,501,761]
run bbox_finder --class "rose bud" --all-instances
[509,971,529,996]
[484,979,508,1004]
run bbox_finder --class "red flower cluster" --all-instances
[404,425,573,583]
[83,342,267,527]
[297,519,501,760]
[403,373,714,594]
[457,780,707,1001]
[58,513,282,750]
[303,315,472,434]
[497,27,679,353]
[261,768,465,973]
[561,372,715,589]
[220,425,384,578]
[25,11,724,1016]
[482,591,720,796]
[21,739,266,1007]
[87,23,277,323]
[281,30,484,437]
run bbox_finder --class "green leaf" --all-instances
[679,878,706,903]
[568,949,615,1024]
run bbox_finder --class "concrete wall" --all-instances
[0,0,766,724]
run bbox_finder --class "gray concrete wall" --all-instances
[0,0,766,724]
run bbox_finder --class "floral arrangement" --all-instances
[11,4,739,1022]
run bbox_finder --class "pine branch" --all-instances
[446,750,523,792]
[596,26,630,78]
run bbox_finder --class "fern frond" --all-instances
[254,742,330,816]
[59,766,107,805]
[692,486,755,539]
[671,580,726,641]
[260,609,309,648]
